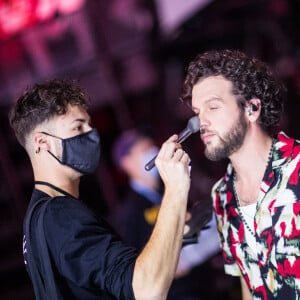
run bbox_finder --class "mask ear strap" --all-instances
[47,150,63,164]
[41,131,63,140]
[41,132,64,164]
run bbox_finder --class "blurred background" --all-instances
[0,0,300,299]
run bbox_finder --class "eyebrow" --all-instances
[192,96,224,111]
[71,118,91,124]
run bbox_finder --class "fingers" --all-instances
[172,148,190,165]
[156,134,191,165]
[158,134,181,159]
[155,134,191,203]
[155,134,191,175]
[172,148,184,160]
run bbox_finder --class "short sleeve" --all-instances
[44,197,138,299]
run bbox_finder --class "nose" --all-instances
[198,112,210,128]
[199,126,206,134]
[85,124,93,133]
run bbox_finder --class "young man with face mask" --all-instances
[9,79,192,300]
[181,49,300,300]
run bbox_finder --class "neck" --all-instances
[230,131,273,184]
[34,178,80,198]
[33,168,80,199]
[31,150,81,199]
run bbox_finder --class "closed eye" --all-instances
[209,106,220,110]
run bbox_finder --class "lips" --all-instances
[201,133,216,143]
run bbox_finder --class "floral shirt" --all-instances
[212,132,300,299]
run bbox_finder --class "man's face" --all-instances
[52,104,92,139]
[42,104,92,161]
[191,75,248,161]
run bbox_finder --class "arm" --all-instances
[240,276,252,300]
[175,217,221,277]
[132,135,191,300]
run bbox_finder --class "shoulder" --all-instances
[45,196,93,226]
[46,196,92,216]
[276,131,300,155]
[43,196,131,259]
[43,196,116,246]
[44,196,116,236]
[274,132,300,177]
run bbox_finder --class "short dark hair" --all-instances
[9,79,89,147]
[180,49,286,136]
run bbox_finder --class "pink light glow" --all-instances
[0,0,85,39]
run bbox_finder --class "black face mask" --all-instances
[42,129,101,174]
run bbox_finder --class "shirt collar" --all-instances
[216,131,295,190]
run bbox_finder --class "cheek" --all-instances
[209,115,228,134]
[129,154,144,175]
[215,111,238,132]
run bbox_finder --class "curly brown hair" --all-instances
[180,49,286,136]
[9,79,89,148]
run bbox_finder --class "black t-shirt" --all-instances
[23,189,138,299]
[114,188,157,251]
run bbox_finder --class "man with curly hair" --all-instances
[181,49,300,299]
[9,79,192,299]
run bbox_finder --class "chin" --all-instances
[204,146,226,162]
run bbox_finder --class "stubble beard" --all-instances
[204,112,248,161]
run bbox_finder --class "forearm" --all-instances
[132,188,188,300]
[132,134,190,299]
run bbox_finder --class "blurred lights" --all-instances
[0,0,85,39]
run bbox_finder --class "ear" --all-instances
[245,98,261,122]
[33,132,50,153]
